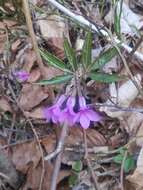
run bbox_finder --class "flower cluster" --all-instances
[43,95,101,129]
[13,70,30,82]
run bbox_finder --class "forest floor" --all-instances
[0,0,143,190]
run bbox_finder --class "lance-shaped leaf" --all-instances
[37,74,73,85]
[64,38,77,71]
[81,32,92,67]
[40,49,72,73]
[90,47,118,71]
[114,0,123,39]
[89,72,125,83]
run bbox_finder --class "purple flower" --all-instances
[58,96,76,126]
[43,94,101,129]
[43,95,66,123]
[13,70,30,82]
[74,96,101,129]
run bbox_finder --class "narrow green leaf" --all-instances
[90,47,118,71]
[90,72,124,83]
[64,38,77,71]
[40,49,72,73]
[113,154,123,164]
[72,160,83,172]
[123,157,135,173]
[37,74,73,85]
[114,0,123,38]
[81,32,92,67]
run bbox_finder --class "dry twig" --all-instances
[22,0,45,76]
[83,129,99,190]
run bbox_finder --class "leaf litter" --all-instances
[0,0,143,189]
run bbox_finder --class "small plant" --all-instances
[39,31,124,129]
[68,160,83,188]
[113,147,135,173]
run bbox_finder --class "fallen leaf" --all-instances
[19,84,48,111]
[43,66,63,80]
[23,50,37,72]
[38,15,69,47]
[28,68,41,82]
[38,14,69,59]
[25,107,44,119]
[0,96,12,113]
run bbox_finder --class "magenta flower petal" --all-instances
[86,109,101,122]
[43,107,52,122]
[14,70,30,82]
[43,95,66,124]
[80,114,90,129]
[59,109,75,126]
[79,96,86,109]
[66,96,76,115]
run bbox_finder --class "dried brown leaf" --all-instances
[25,107,44,119]
[28,68,41,82]
[0,96,12,113]
[19,84,48,111]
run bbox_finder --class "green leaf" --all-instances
[81,32,92,67]
[72,160,83,172]
[68,175,78,187]
[123,157,135,173]
[114,0,123,38]
[37,74,73,85]
[90,73,124,83]
[113,154,123,164]
[64,38,77,71]
[90,47,118,71]
[40,49,72,73]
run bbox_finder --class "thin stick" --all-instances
[47,0,143,62]
[22,0,45,76]
[83,129,99,190]
[49,123,69,190]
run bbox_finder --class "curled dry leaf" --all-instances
[19,84,48,111]
[100,74,142,118]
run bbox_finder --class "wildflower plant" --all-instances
[39,32,123,129]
